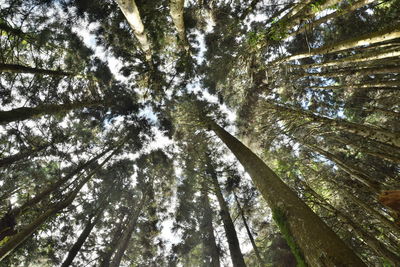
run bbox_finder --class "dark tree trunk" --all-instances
[264,100,400,148]
[61,207,105,267]
[0,101,101,125]
[0,150,116,260]
[206,158,246,267]
[207,120,366,266]
[0,147,113,241]
[234,192,266,267]
[300,180,400,266]
[98,219,126,267]
[109,195,147,267]
[0,63,72,76]
[0,143,50,168]
[200,182,221,267]
[304,143,381,193]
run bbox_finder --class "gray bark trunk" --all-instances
[207,120,366,266]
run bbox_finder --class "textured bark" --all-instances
[364,106,400,120]
[98,219,126,267]
[109,195,146,267]
[264,100,400,148]
[61,207,105,267]
[331,182,400,237]
[275,25,400,64]
[332,135,400,164]
[263,3,295,26]
[207,161,246,267]
[115,0,152,61]
[170,0,189,51]
[0,143,50,168]
[279,0,342,34]
[304,143,381,193]
[288,0,376,38]
[0,147,112,239]
[200,183,221,267]
[0,150,116,260]
[299,66,400,78]
[308,80,400,90]
[300,48,400,69]
[379,191,400,214]
[234,192,266,267]
[0,63,72,76]
[0,194,75,261]
[0,100,101,125]
[301,181,400,266]
[207,120,366,266]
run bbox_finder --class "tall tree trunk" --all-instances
[330,180,400,238]
[308,80,400,90]
[332,135,400,164]
[207,159,246,267]
[206,120,366,266]
[300,47,400,69]
[0,100,101,125]
[275,25,400,64]
[275,0,342,36]
[303,143,381,193]
[288,0,376,38]
[263,100,400,148]
[0,142,51,168]
[0,147,113,240]
[233,192,266,267]
[200,183,221,267]
[299,66,400,78]
[109,195,146,267]
[170,0,189,51]
[0,149,116,260]
[0,63,72,76]
[300,180,400,266]
[115,0,152,61]
[61,206,105,267]
[98,218,126,267]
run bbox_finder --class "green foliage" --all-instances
[247,31,266,49]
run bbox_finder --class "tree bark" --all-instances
[98,218,126,267]
[274,25,400,64]
[0,147,113,240]
[0,149,116,260]
[0,63,72,76]
[332,135,400,164]
[233,192,266,267]
[0,142,50,168]
[115,0,152,61]
[200,183,221,267]
[207,120,366,266]
[170,0,189,51]
[263,100,400,148]
[0,100,101,125]
[281,0,342,34]
[300,180,400,266]
[303,143,381,193]
[299,66,400,78]
[61,207,105,267]
[308,80,400,90]
[300,47,400,69]
[331,180,400,238]
[109,195,146,267]
[207,160,246,267]
[288,0,376,38]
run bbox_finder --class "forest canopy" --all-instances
[0,0,399,266]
